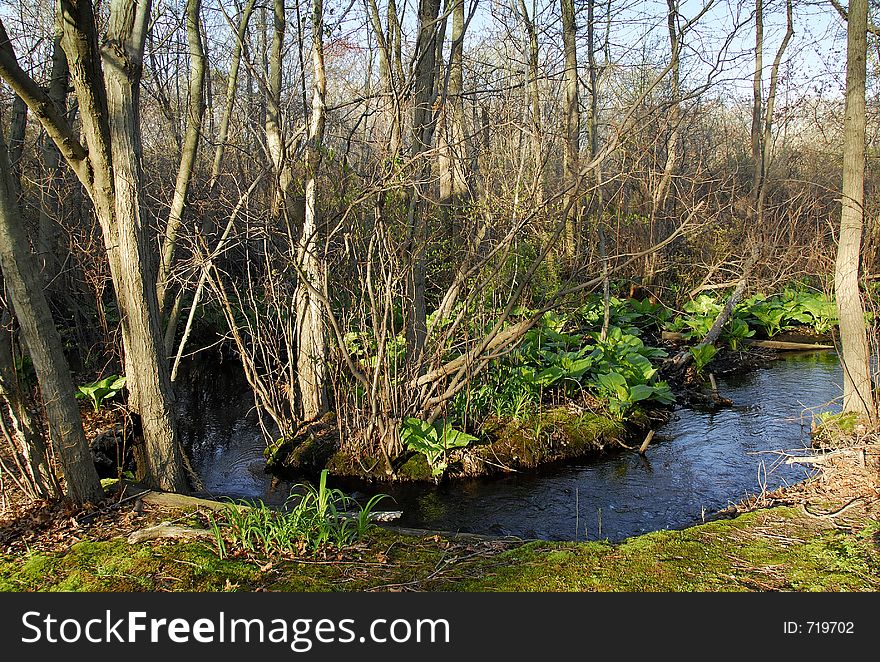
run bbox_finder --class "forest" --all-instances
[0,0,878,593]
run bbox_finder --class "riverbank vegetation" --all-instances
[0,0,879,591]
[2,432,878,591]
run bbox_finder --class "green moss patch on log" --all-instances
[459,407,632,475]
[266,406,641,481]
[265,412,339,473]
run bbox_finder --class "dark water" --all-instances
[179,351,843,542]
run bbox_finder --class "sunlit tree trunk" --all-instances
[266,0,294,217]
[750,0,764,201]
[652,0,679,214]
[0,0,189,491]
[157,0,206,324]
[835,0,876,421]
[0,119,103,505]
[405,0,442,366]
[512,0,544,202]
[365,0,401,155]
[438,0,470,221]
[102,0,189,490]
[561,0,580,258]
[209,0,255,193]
[295,0,329,421]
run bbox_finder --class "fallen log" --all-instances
[661,331,833,351]
[127,524,214,544]
[744,339,834,351]
[140,491,245,513]
[139,490,401,521]
[785,449,860,466]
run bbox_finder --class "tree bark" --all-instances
[157,0,206,324]
[835,0,876,421]
[0,119,103,506]
[514,0,544,203]
[750,0,763,200]
[36,14,70,283]
[266,0,293,216]
[0,309,60,500]
[438,0,470,216]
[561,0,580,258]
[101,0,189,491]
[209,0,255,193]
[405,0,442,367]
[652,0,680,213]
[295,0,329,421]
[365,0,401,154]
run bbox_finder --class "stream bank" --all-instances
[177,350,844,542]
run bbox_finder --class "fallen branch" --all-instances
[127,524,214,544]
[638,430,655,454]
[661,332,833,351]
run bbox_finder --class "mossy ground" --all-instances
[2,506,877,592]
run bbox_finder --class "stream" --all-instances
[180,351,842,542]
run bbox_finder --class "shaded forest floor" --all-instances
[1,432,878,592]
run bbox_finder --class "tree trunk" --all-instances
[405,0,442,367]
[652,0,680,214]
[266,0,293,216]
[7,95,26,187]
[101,0,189,491]
[295,0,329,421]
[587,0,610,338]
[561,0,580,258]
[0,119,103,506]
[365,0,400,155]
[37,18,70,283]
[0,309,60,501]
[835,0,876,421]
[157,0,206,324]
[755,0,793,225]
[511,0,544,202]
[209,0,255,193]
[750,0,764,200]
[438,0,469,217]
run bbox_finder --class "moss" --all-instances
[395,453,435,481]
[264,413,338,473]
[812,411,864,447]
[454,508,880,592]
[465,408,629,474]
[263,436,292,467]
[1,508,878,592]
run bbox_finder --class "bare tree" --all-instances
[835,0,876,421]
[295,0,329,420]
[157,0,207,328]
[0,0,189,491]
[0,116,103,505]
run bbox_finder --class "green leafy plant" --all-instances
[748,302,789,338]
[75,375,126,411]
[401,418,478,476]
[592,372,672,419]
[722,317,755,350]
[688,344,719,374]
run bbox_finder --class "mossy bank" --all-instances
[2,506,877,592]
[264,406,646,482]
